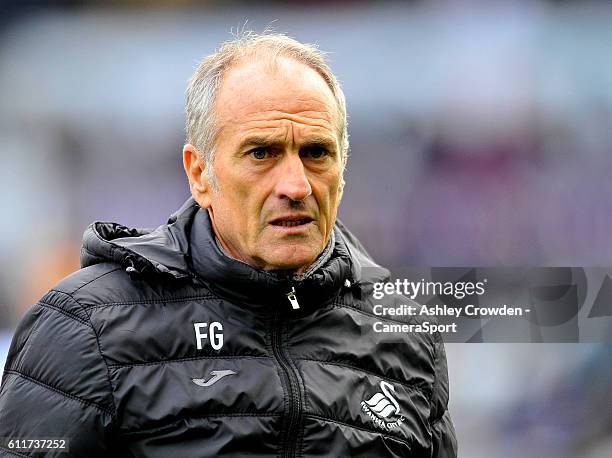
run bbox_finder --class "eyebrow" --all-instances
[238,136,338,152]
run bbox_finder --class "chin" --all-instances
[264,246,320,273]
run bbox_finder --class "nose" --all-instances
[274,154,312,202]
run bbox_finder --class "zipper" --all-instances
[271,306,302,457]
[286,286,300,310]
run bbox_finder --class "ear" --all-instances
[182,143,212,208]
[338,150,348,202]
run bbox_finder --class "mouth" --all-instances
[269,215,315,228]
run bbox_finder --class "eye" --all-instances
[301,146,329,159]
[249,148,269,160]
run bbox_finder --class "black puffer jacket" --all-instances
[0,199,457,457]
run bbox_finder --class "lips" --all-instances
[275,220,310,227]
[269,215,315,227]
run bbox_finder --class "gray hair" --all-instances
[185,30,349,189]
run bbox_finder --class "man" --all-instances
[0,32,456,457]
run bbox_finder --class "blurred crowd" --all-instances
[1,1,612,457]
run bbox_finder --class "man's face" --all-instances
[185,56,344,273]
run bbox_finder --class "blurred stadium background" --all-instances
[1,1,611,457]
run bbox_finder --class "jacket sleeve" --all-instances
[428,335,458,458]
[0,290,117,457]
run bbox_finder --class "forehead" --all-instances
[214,56,339,137]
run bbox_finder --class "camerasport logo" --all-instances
[361,381,405,430]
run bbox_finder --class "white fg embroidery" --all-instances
[193,322,224,350]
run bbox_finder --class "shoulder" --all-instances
[32,263,125,321]
[48,262,208,310]
[7,263,129,366]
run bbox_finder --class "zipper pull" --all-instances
[286,286,300,310]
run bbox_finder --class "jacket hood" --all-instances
[81,198,390,305]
